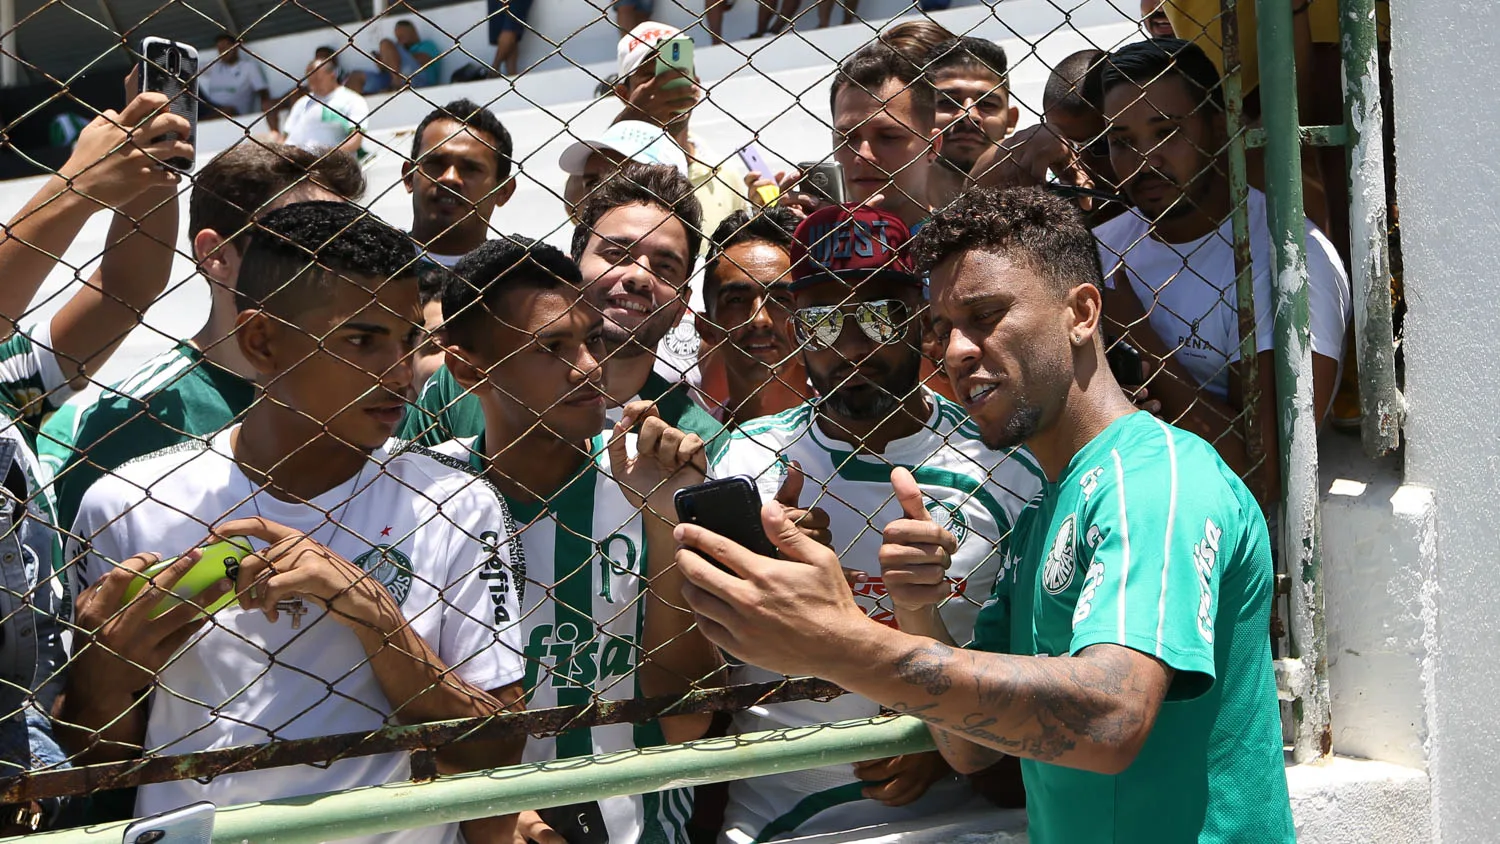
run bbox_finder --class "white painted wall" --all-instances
[1387,2,1500,840]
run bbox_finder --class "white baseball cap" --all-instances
[617,21,683,78]
[557,120,690,177]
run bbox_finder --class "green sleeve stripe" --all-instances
[753,782,868,842]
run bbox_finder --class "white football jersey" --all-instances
[70,428,524,844]
[426,433,695,844]
[708,389,1044,841]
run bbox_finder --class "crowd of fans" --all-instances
[0,3,1363,842]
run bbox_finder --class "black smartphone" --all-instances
[138,37,198,173]
[1105,336,1145,389]
[536,801,608,844]
[674,476,780,573]
[794,160,847,204]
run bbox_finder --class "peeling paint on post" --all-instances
[1342,0,1405,455]
[1257,0,1330,764]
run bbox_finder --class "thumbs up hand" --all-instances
[879,468,958,613]
[773,461,834,550]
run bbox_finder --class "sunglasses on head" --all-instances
[793,299,911,350]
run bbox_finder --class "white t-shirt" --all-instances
[425,432,696,843]
[200,56,268,115]
[1093,188,1351,401]
[70,428,524,843]
[707,391,1044,841]
[283,85,369,152]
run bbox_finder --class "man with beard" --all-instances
[669,187,1295,843]
[1093,38,1348,500]
[707,205,1042,842]
[921,36,1017,211]
[696,208,811,427]
[404,99,515,268]
[399,164,724,456]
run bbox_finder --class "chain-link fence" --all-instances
[0,0,1394,837]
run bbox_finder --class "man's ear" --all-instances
[1067,282,1104,345]
[194,229,236,278]
[1005,105,1020,137]
[234,310,278,379]
[928,127,943,161]
[492,176,518,210]
[401,159,416,193]
[444,343,487,392]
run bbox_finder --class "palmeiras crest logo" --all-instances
[353,544,415,605]
[1042,514,1077,595]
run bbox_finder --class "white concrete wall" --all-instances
[1387,1,1500,840]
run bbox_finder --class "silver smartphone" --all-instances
[138,36,199,173]
[121,801,214,844]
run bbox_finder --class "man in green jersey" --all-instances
[420,238,720,843]
[670,187,1293,842]
[399,163,724,456]
[50,142,365,529]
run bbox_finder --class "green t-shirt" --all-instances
[56,343,256,531]
[0,324,76,449]
[398,364,728,462]
[970,411,1292,843]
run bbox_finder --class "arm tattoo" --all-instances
[894,643,955,696]
[888,643,1170,766]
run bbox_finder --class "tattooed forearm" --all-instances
[866,641,1173,773]
[894,642,955,696]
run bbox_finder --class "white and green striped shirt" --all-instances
[428,433,695,844]
[708,389,1045,841]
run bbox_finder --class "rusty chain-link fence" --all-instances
[0,0,1382,836]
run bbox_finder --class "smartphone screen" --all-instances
[139,37,198,172]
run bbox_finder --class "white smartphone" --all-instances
[121,801,214,844]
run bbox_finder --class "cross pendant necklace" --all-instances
[276,599,308,629]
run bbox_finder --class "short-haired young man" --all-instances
[405,99,516,268]
[696,208,810,426]
[708,205,1043,841]
[401,164,724,456]
[62,202,524,843]
[425,238,719,843]
[921,36,1018,210]
[1095,38,1349,500]
[671,187,1295,843]
[765,44,937,233]
[50,142,365,531]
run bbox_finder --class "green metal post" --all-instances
[1256,0,1330,762]
[1220,0,1263,503]
[6,716,935,844]
[1341,0,1404,455]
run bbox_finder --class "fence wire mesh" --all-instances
[0,0,1381,836]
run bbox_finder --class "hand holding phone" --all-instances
[121,538,253,618]
[738,143,782,206]
[674,477,779,574]
[793,161,847,205]
[138,37,199,172]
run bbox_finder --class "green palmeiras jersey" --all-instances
[0,320,76,446]
[971,411,1293,843]
[707,389,1044,841]
[400,364,728,463]
[50,343,255,531]
[425,433,695,844]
